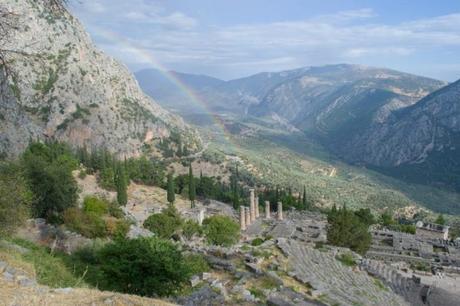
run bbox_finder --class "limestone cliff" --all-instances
[0,0,201,158]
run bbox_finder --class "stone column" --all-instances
[245,206,251,226]
[255,196,260,218]
[198,208,205,226]
[249,189,255,222]
[240,206,246,231]
[265,201,271,219]
[277,202,283,220]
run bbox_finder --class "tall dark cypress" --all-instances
[188,165,196,208]
[167,172,175,205]
[115,164,128,205]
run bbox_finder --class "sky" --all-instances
[70,0,460,81]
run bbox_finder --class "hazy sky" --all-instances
[70,0,460,81]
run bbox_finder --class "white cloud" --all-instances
[71,3,460,80]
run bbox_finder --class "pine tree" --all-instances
[188,165,196,208]
[115,164,128,205]
[302,186,307,209]
[167,172,175,205]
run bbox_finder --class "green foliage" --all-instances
[83,196,108,216]
[182,219,202,239]
[380,211,396,227]
[22,142,78,222]
[188,165,196,208]
[327,206,372,254]
[143,206,183,239]
[354,208,376,226]
[3,238,82,288]
[435,214,446,225]
[399,224,416,234]
[63,208,107,238]
[115,164,128,205]
[33,69,58,94]
[251,237,264,246]
[184,253,210,275]
[0,162,32,236]
[202,215,240,246]
[96,237,193,297]
[167,172,175,205]
[336,253,356,267]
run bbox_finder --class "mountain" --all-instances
[341,79,460,190]
[0,0,201,158]
[134,69,225,114]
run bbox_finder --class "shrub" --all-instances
[202,215,240,246]
[251,237,264,246]
[63,208,107,238]
[83,196,108,216]
[108,201,124,219]
[184,253,209,275]
[105,217,130,239]
[143,206,183,239]
[96,237,193,296]
[182,220,202,239]
[336,253,356,267]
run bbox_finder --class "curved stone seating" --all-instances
[277,239,408,305]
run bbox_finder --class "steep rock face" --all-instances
[0,0,201,157]
[342,79,460,167]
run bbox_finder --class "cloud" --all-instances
[70,3,460,80]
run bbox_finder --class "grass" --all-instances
[1,238,85,288]
[336,253,356,267]
[373,279,388,291]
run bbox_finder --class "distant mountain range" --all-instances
[135,65,460,191]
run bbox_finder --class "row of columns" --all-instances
[240,188,283,231]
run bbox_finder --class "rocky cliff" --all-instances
[0,0,201,158]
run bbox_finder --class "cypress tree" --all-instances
[188,165,196,208]
[167,172,175,205]
[302,186,307,209]
[115,164,128,205]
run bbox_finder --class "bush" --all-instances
[251,237,264,246]
[184,253,209,275]
[63,208,107,238]
[182,220,202,239]
[336,253,356,267]
[83,196,108,216]
[143,206,183,239]
[96,237,193,296]
[202,215,240,246]
[108,201,125,218]
[105,217,130,239]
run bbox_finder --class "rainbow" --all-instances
[91,27,238,153]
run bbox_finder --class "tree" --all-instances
[115,164,128,205]
[327,206,372,254]
[302,186,307,209]
[0,162,31,235]
[188,165,196,208]
[435,214,446,226]
[22,142,78,222]
[202,215,240,246]
[143,206,183,239]
[167,172,175,205]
